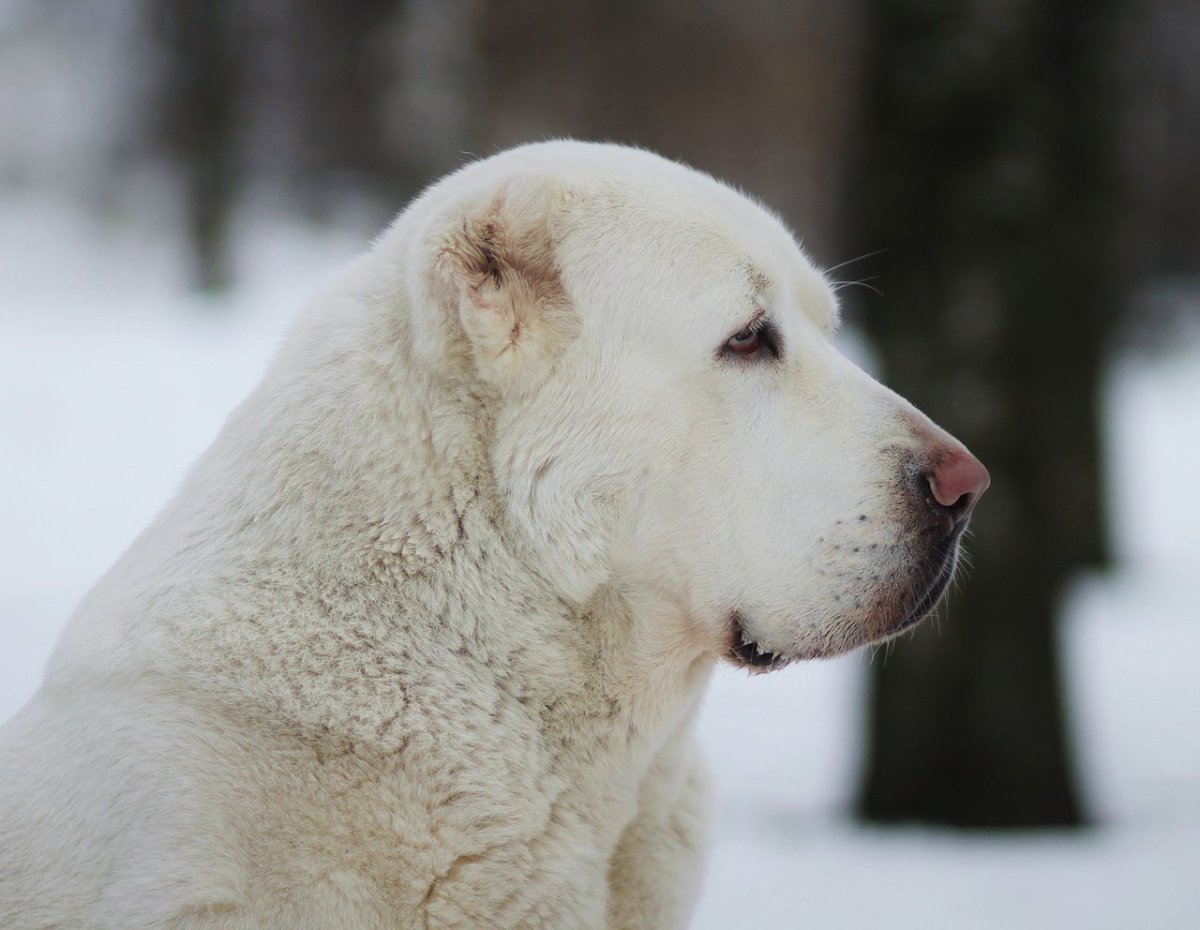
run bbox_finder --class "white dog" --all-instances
[0,141,988,929]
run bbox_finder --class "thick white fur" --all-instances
[0,142,973,929]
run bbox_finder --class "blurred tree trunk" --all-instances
[150,0,411,290]
[285,0,409,204]
[850,0,1133,827]
[152,0,240,291]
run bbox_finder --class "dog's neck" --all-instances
[49,297,708,763]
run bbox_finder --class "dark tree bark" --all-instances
[849,0,1134,828]
[149,0,412,288]
[152,0,241,291]
[284,0,408,202]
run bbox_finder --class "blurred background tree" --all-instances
[151,0,242,290]
[848,0,1131,828]
[846,0,1199,827]
[2,0,1195,830]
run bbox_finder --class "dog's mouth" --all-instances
[728,613,790,672]
[884,524,964,636]
[726,524,968,669]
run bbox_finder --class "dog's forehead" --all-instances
[744,244,838,338]
[565,171,837,338]
[677,188,838,337]
[423,141,838,335]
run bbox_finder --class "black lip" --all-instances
[891,526,963,633]
[729,614,789,671]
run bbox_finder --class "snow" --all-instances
[1,194,1197,927]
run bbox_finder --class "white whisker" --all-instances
[831,277,884,298]
[824,248,888,277]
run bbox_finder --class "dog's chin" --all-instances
[725,532,965,670]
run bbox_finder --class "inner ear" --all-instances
[439,179,578,386]
[453,218,509,297]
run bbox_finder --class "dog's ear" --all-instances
[438,178,578,387]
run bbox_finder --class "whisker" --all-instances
[831,278,884,298]
[824,248,888,277]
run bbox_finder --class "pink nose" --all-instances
[926,451,990,521]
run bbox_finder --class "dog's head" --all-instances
[398,141,988,667]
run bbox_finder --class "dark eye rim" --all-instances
[719,318,782,361]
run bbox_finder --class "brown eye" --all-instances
[721,317,782,361]
[726,327,760,355]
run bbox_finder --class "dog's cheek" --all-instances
[509,475,623,604]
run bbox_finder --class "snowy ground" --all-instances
[1,194,1197,928]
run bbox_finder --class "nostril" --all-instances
[940,487,977,521]
[925,451,990,523]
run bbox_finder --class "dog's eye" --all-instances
[727,327,760,354]
[722,320,780,360]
